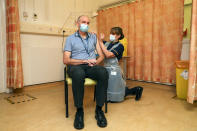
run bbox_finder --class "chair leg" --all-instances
[65,80,69,118]
[64,80,68,118]
[64,67,68,118]
[94,85,96,102]
[64,67,69,118]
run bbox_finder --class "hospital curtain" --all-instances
[97,0,184,84]
[6,0,24,88]
[187,0,197,104]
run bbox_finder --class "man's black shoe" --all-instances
[135,86,143,101]
[74,111,84,130]
[95,110,107,128]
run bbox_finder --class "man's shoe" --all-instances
[95,110,107,127]
[74,111,84,130]
[135,86,143,101]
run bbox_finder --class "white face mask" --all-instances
[109,34,116,41]
[80,24,89,32]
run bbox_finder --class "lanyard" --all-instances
[78,33,90,56]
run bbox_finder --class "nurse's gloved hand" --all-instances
[100,33,105,40]
[90,32,97,35]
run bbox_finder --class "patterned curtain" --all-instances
[97,0,184,84]
[6,0,23,88]
[188,0,197,104]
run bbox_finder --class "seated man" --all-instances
[63,15,108,130]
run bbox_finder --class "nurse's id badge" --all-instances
[111,71,117,75]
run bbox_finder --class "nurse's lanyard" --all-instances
[78,32,90,56]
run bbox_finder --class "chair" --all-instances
[64,66,108,118]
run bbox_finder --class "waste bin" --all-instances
[175,61,189,99]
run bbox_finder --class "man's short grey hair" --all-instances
[77,15,89,23]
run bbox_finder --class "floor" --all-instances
[0,81,197,131]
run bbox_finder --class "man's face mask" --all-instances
[80,24,89,32]
[110,34,116,41]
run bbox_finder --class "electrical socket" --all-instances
[33,13,38,21]
[23,11,28,20]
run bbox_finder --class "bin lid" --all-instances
[175,60,189,69]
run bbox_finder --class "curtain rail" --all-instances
[97,0,136,11]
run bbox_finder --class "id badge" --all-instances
[111,71,117,75]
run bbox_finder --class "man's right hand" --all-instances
[83,59,97,66]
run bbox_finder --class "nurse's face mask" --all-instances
[109,34,116,41]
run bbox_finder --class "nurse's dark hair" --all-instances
[110,27,124,40]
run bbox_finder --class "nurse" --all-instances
[99,27,143,102]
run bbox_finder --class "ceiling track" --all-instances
[98,0,137,11]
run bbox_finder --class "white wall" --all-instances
[0,0,10,93]
[18,0,101,31]
[21,34,65,85]
[18,0,121,31]
[181,38,190,60]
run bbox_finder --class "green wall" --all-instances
[184,0,192,39]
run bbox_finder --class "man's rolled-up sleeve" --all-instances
[111,44,124,58]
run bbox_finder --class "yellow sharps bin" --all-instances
[175,61,189,99]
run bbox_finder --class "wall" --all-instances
[181,0,192,60]
[18,0,121,34]
[21,34,65,85]
[18,0,120,86]
[184,0,192,39]
[0,0,10,93]
[181,39,190,60]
